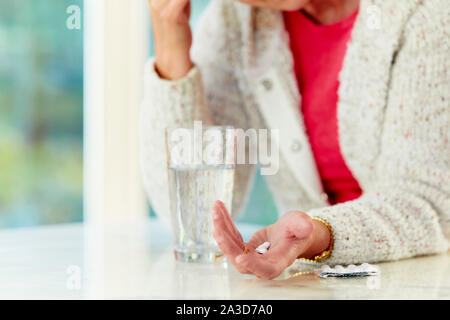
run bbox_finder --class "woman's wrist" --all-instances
[300,218,332,260]
[149,2,193,81]
[154,54,193,80]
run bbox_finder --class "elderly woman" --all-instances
[140,0,449,279]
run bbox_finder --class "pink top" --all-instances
[284,9,362,204]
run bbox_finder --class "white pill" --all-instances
[256,248,267,254]
[259,242,271,249]
[255,241,271,254]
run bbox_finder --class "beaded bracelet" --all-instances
[299,216,334,264]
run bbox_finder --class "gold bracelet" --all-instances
[299,216,334,264]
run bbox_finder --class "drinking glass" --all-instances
[165,124,236,263]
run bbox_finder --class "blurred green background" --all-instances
[0,0,83,228]
[0,0,276,229]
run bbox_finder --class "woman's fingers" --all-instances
[212,227,249,274]
[211,202,312,279]
[235,241,301,280]
[212,210,243,252]
[213,201,243,243]
[245,228,269,250]
[235,252,281,279]
[212,202,251,273]
[212,227,243,258]
[234,218,312,279]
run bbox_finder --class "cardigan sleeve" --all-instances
[140,0,256,227]
[307,2,450,265]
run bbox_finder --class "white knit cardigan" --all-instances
[140,0,450,265]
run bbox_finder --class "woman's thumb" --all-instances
[283,211,313,240]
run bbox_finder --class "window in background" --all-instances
[148,0,278,225]
[0,0,83,228]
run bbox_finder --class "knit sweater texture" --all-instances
[140,0,450,265]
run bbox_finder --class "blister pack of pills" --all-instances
[315,263,380,278]
[255,241,380,279]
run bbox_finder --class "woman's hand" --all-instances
[147,0,193,80]
[211,200,331,279]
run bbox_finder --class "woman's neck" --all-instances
[303,0,360,25]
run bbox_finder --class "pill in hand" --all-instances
[256,241,271,254]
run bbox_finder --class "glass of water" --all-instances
[165,123,236,263]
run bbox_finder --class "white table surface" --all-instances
[0,218,449,300]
